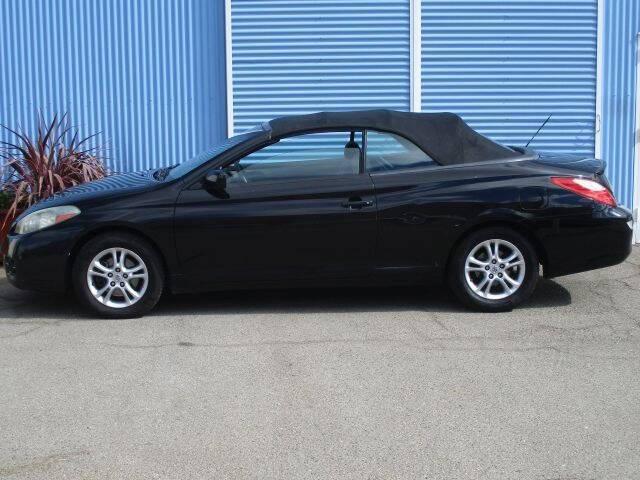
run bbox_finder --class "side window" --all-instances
[226,131,363,184]
[366,130,436,173]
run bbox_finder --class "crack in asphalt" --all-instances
[0,450,89,477]
[95,337,640,361]
[0,325,48,339]
[0,320,64,339]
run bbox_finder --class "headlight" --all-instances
[15,206,81,234]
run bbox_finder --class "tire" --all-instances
[447,227,539,312]
[72,232,164,318]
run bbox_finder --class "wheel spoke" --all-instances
[502,252,518,263]
[497,277,512,293]
[92,261,111,273]
[123,264,144,274]
[89,270,109,279]
[491,241,500,260]
[468,256,488,267]
[484,278,495,293]
[120,286,133,305]
[95,284,110,297]
[465,265,486,272]
[110,249,119,268]
[123,282,140,299]
[104,287,115,302]
[475,275,490,292]
[503,272,521,287]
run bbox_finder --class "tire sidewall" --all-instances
[449,227,539,311]
[72,233,164,318]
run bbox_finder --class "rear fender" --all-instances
[444,209,548,275]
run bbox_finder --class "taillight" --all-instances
[551,177,617,207]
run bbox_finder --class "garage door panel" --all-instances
[421,0,598,155]
[230,0,411,135]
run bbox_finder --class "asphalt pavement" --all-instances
[1,249,639,479]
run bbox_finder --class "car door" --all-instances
[365,129,447,273]
[173,130,377,290]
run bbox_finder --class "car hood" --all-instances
[20,170,158,217]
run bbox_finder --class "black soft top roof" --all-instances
[266,109,517,165]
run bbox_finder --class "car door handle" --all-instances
[341,198,374,209]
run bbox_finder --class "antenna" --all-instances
[525,114,552,148]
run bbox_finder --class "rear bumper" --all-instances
[4,225,82,293]
[542,206,633,278]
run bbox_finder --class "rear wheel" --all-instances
[448,227,539,311]
[72,233,164,318]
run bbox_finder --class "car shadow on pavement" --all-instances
[151,278,572,317]
[0,277,571,320]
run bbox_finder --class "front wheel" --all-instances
[448,227,539,312]
[72,233,164,318]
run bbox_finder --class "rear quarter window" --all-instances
[366,130,436,173]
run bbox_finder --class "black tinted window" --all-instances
[366,130,435,172]
[227,131,363,184]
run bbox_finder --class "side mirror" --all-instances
[203,169,228,197]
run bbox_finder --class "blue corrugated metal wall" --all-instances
[3,0,637,213]
[230,0,410,135]
[0,0,227,173]
[600,0,640,209]
[421,0,598,156]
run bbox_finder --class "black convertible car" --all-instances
[5,110,633,317]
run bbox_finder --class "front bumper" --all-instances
[4,225,83,293]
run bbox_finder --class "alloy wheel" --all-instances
[86,247,149,308]
[464,239,526,300]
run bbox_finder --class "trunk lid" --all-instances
[529,151,611,190]
[533,152,604,175]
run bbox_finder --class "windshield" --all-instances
[165,131,261,181]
